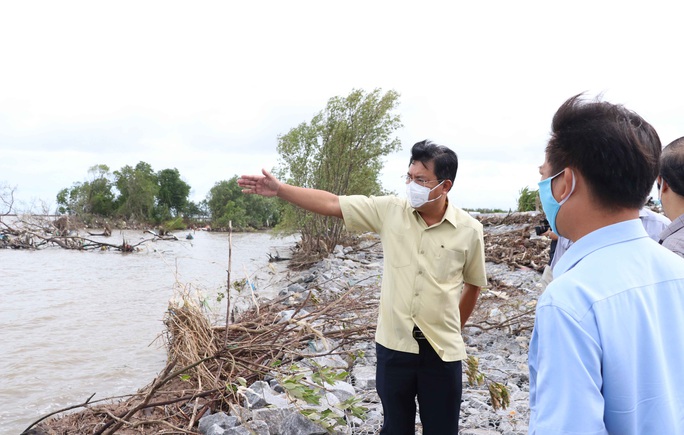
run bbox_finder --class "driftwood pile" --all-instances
[28,280,378,434]
[0,214,175,252]
[477,212,550,273]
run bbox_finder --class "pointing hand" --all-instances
[237,169,282,197]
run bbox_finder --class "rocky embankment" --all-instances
[192,212,546,435]
[34,212,547,435]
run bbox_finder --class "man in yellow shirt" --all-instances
[238,140,487,434]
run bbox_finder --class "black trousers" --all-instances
[376,341,463,434]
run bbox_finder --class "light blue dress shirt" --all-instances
[528,219,684,434]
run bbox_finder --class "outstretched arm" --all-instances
[237,169,343,218]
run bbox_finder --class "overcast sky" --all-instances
[1,1,682,213]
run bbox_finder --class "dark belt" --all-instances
[412,326,427,340]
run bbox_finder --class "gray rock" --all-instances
[269,378,286,393]
[301,272,316,283]
[224,420,270,435]
[324,380,356,403]
[275,309,297,323]
[305,338,335,354]
[342,259,358,269]
[312,391,342,414]
[318,260,332,272]
[280,411,328,435]
[351,365,376,390]
[308,354,347,370]
[242,381,291,409]
[202,424,226,435]
[228,404,253,424]
[198,412,239,435]
[321,272,333,280]
[288,283,307,293]
[252,407,297,432]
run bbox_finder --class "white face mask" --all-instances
[406,180,444,208]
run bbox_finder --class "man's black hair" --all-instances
[546,94,661,209]
[661,137,684,197]
[409,140,459,183]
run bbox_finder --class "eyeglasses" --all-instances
[403,174,443,187]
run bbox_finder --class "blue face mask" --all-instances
[655,178,663,206]
[538,169,575,236]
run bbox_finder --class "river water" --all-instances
[0,229,297,434]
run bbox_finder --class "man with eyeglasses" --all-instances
[657,136,684,257]
[238,139,486,434]
[529,94,684,434]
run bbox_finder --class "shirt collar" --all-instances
[554,219,649,276]
[409,198,459,228]
[442,199,460,228]
[660,214,684,241]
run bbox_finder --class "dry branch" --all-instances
[31,276,378,434]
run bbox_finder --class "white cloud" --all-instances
[1,1,682,212]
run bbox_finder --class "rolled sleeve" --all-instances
[462,225,487,288]
[339,195,392,234]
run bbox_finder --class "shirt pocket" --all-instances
[431,244,466,283]
[387,228,412,268]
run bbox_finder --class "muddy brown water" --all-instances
[0,230,296,434]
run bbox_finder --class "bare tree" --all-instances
[0,182,16,216]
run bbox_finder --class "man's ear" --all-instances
[661,178,671,193]
[557,167,575,201]
[442,179,453,194]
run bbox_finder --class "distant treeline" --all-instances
[56,163,279,230]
